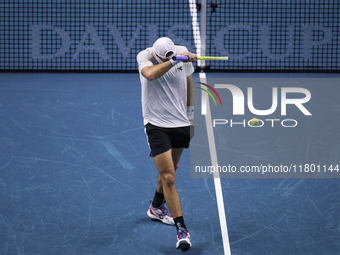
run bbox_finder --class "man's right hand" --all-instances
[180,52,198,62]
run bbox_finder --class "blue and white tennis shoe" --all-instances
[147,202,175,225]
[176,227,192,250]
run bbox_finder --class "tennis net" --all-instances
[0,0,339,71]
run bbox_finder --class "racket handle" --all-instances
[172,56,189,61]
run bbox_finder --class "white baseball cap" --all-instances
[153,37,176,59]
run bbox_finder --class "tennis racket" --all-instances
[172,56,229,61]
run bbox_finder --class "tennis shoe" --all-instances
[147,202,175,225]
[176,227,192,250]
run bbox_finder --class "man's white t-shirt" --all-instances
[137,46,194,128]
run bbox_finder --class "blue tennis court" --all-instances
[1,1,339,254]
[1,72,340,254]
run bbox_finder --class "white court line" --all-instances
[199,72,231,255]
[189,1,231,253]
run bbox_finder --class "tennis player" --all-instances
[137,37,197,250]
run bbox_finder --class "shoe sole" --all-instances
[176,239,191,251]
[147,209,175,225]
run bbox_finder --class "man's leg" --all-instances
[153,148,191,250]
[154,148,183,204]
[153,148,183,218]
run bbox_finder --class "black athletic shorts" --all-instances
[145,123,194,157]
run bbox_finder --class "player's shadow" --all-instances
[161,242,215,255]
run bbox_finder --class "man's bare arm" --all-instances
[141,61,173,81]
[141,52,198,81]
[187,74,194,107]
[187,74,195,125]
